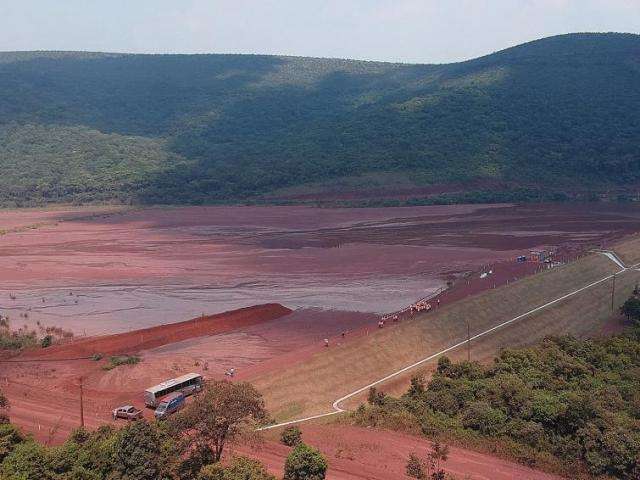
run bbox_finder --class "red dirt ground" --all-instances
[2,203,639,478]
[21,303,292,360]
[0,306,376,445]
[237,424,561,480]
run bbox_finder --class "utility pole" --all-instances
[466,321,471,362]
[79,376,85,428]
[611,273,616,312]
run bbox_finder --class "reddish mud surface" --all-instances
[1,203,638,335]
[238,424,561,480]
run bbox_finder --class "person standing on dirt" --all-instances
[324,338,329,348]
[341,331,346,339]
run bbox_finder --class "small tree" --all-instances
[172,380,267,463]
[620,296,640,325]
[367,386,386,406]
[0,389,9,423]
[407,376,426,397]
[225,456,276,480]
[280,425,302,447]
[436,356,452,375]
[112,420,162,480]
[283,443,327,480]
[406,442,450,480]
[406,452,426,479]
[428,441,450,480]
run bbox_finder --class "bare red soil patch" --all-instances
[23,303,291,359]
[1,307,372,445]
[238,424,561,480]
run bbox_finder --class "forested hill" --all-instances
[1,33,639,206]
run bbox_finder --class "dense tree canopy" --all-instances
[0,33,639,206]
[354,327,640,479]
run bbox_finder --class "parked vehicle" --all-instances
[112,405,143,421]
[144,373,203,407]
[154,392,185,419]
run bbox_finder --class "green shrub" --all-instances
[102,355,140,370]
[0,423,26,462]
[461,402,507,436]
[223,456,276,480]
[352,404,421,434]
[620,296,640,326]
[197,463,225,480]
[197,457,275,480]
[405,452,424,479]
[283,443,327,480]
[1,440,53,480]
[280,425,302,447]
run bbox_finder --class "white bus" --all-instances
[144,373,204,407]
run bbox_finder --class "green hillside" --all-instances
[1,33,639,206]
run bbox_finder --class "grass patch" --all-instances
[0,316,73,351]
[102,355,140,370]
[614,234,640,266]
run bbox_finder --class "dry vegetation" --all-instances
[613,234,640,265]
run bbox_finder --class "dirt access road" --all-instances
[241,425,561,480]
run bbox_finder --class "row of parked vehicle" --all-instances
[112,372,204,421]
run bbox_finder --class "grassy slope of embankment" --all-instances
[254,238,640,422]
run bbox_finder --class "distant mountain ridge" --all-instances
[0,32,639,206]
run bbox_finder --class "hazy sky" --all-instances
[1,1,639,63]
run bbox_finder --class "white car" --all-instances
[112,405,143,421]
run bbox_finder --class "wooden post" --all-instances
[467,323,471,362]
[611,274,616,312]
[79,376,85,428]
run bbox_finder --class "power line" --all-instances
[0,356,94,363]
